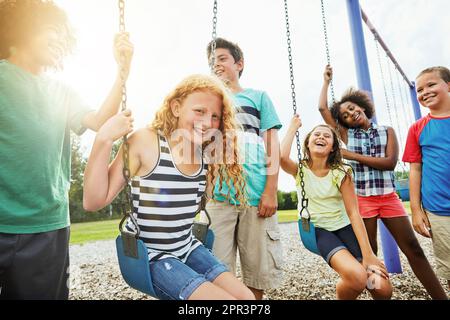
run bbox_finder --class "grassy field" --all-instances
[70,203,411,245]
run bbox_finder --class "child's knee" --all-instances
[234,287,256,300]
[343,268,367,292]
[367,274,393,299]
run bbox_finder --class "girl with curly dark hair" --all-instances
[317,65,447,299]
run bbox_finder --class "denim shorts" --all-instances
[150,244,228,300]
[316,224,363,265]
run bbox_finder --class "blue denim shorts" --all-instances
[316,224,363,265]
[149,244,228,300]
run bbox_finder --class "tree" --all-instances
[69,135,123,222]
[277,190,298,210]
[277,191,286,210]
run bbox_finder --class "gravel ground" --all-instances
[69,222,449,300]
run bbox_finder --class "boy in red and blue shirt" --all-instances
[403,66,450,289]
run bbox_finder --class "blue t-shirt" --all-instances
[213,88,282,206]
[403,114,450,216]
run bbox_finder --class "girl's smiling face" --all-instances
[339,101,367,128]
[307,126,334,158]
[171,90,222,145]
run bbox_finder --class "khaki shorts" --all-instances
[205,200,284,290]
[426,210,450,280]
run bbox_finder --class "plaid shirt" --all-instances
[347,122,395,196]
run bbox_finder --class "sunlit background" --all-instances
[55,0,450,191]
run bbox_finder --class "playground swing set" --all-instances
[113,0,423,297]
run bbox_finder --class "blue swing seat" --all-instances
[116,235,155,296]
[395,178,410,201]
[116,228,215,298]
[298,217,320,255]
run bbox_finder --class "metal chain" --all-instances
[284,0,308,214]
[374,36,394,128]
[387,60,411,172]
[117,0,136,234]
[397,70,414,125]
[209,0,218,72]
[320,0,336,104]
[387,59,409,172]
[374,36,406,173]
[386,57,405,148]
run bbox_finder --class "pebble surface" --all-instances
[69,222,449,300]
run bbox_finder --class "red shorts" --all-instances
[357,192,408,219]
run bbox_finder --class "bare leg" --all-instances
[248,287,264,300]
[188,272,255,300]
[362,217,378,255]
[330,250,368,300]
[382,217,447,300]
[366,272,393,300]
[188,282,236,300]
[213,272,255,300]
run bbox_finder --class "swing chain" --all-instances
[284,0,297,115]
[118,0,126,32]
[320,0,336,104]
[374,36,408,174]
[284,0,308,215]
[209,0,218,71]
[117,0,136,234]
[386,59,405,148]
[374,36,395,130]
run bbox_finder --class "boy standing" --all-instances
[403,66,450,290]
[0,0,133,299]
[205,38,283,300]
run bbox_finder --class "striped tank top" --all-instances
[126,133,207,262]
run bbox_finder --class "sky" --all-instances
[55,0,450,192]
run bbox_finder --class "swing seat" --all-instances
[395,178,410,202]
[297,218,320,255]
[116,235,156,296]
[116,228,215,298]
[204,228,215,250]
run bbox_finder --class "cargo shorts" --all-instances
[426,210,450,280]
[205,200,284,290]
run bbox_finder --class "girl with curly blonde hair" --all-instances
[83,74,253,300]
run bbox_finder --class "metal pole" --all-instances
[360,8,421,122]
[410,81,422,120]
[346,0,402,274]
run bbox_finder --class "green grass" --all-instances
[70,202,411,245]
[70,219,121,245]
[277,209,298,223]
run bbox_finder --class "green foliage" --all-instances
[277,190,298,210]
[394,170,409,180]
[277,191,285,210]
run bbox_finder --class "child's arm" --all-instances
[318,65,348,144]
[280,114,302,177]
[83,110,136,211]
[341,126,398,170]
[259,128,280,218]
[409,163,431,238]
[340,174,389,279]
